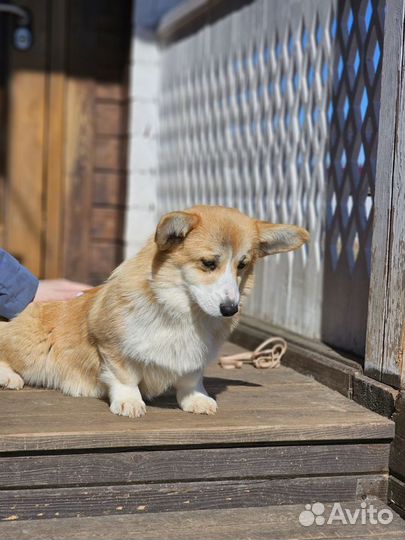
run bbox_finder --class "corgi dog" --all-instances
[0,206,309,417]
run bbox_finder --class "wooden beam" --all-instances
[61,6,96,282]
[0,475,389,520]
[232,315,399,417]
[1,502,404,540]
[365,0,405,387]
[0,444,389,489]
[62,77,95,282]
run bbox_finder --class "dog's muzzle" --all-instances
[219,301,238,317]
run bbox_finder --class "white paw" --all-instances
[0,370,24,390]
[110,398,146,418]
[180,393,218,415]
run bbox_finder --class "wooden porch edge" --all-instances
[231,315,399,419]
[389,476,405,519]
[157,0,251,43]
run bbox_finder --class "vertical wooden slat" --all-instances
[0,14,7,247]
[4,0,49,275]
[62,77,95,282]
[365,0,405,387]
[60,1,130,284]
[61,1,96,283]
[43,0,67,278]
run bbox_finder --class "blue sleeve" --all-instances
[0,249,39,319]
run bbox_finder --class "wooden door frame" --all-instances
[365,0,405,388]
[4,0,50,276]
[3,0,130,283]
[3,0,67,278]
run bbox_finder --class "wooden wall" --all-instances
[62,0,131,285]
[1,0,131,285]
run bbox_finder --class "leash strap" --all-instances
[218,337,287,369]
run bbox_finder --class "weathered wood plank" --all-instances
[365,0,405,387]
[0,385,373,415]
[382,0,405,387]
[281,347,357,398]
[0,443,389,489]
[0,359,394,452]
[233,317,400,418]
[0,374,390,416]
[0,412,393,452]
[352,373,398,418]
[1,501,404,540]
[0,475,388,521]
[233,315,362,370]
[62,76,95,282]
[393,393,405,439]
[390,435,405,481]
[389,476,405,517]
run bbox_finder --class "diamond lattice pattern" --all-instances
[158,0,384,346]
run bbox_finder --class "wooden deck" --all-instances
[1,502,405,540]
[0,344,394,452]
[0,343,402,539]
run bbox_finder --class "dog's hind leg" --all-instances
[0,361,24,390]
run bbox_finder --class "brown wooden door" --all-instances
[0,0,130,284]
[1,0,49,277]
[0,8,7,250]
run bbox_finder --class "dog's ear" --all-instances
[256,222,310,257]
[155,211,199,251]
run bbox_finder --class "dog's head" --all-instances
[153,205,309,318]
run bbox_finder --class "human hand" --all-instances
[34,279,92,302]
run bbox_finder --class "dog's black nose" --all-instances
[219,302,238,317]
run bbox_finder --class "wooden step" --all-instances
[0,345,393,452]
[0,343,395,522]
[0,502,404,540]
[0,475,390,520]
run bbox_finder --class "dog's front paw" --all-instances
[180,393,217,415]
[0,370,24,390]
[110,398,146,418]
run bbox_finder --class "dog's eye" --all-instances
[201,259,217,271]
[237,258,247,270]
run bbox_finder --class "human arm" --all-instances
[0,249,91,319]
[0,249,38,319]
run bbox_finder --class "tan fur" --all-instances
[0,206,309,416]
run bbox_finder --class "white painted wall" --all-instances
[125,28,161,259]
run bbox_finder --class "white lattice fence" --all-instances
[322,0,384,355]
[157,0,384,352]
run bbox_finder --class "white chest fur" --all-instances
[122,296,228,376]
